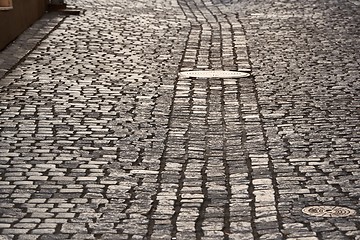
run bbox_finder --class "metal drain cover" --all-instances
[302,206,356,218]
[179,70,250,78]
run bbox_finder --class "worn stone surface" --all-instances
[237,0,360,239]
[0,0,359,239]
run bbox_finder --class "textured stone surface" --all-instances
[0,0,359,239]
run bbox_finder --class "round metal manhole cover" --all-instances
[179,70,250,78]
[302,206,356,218]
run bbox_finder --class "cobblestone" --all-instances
[0,0,359,239]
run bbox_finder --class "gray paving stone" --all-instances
[0,0,359,239]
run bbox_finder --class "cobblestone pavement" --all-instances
[0,0,359,239]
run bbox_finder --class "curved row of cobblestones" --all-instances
[0,0,189,239]
[0,0,359,239]
[237,0,360,239]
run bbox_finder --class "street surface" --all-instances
[0,0,359,239]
